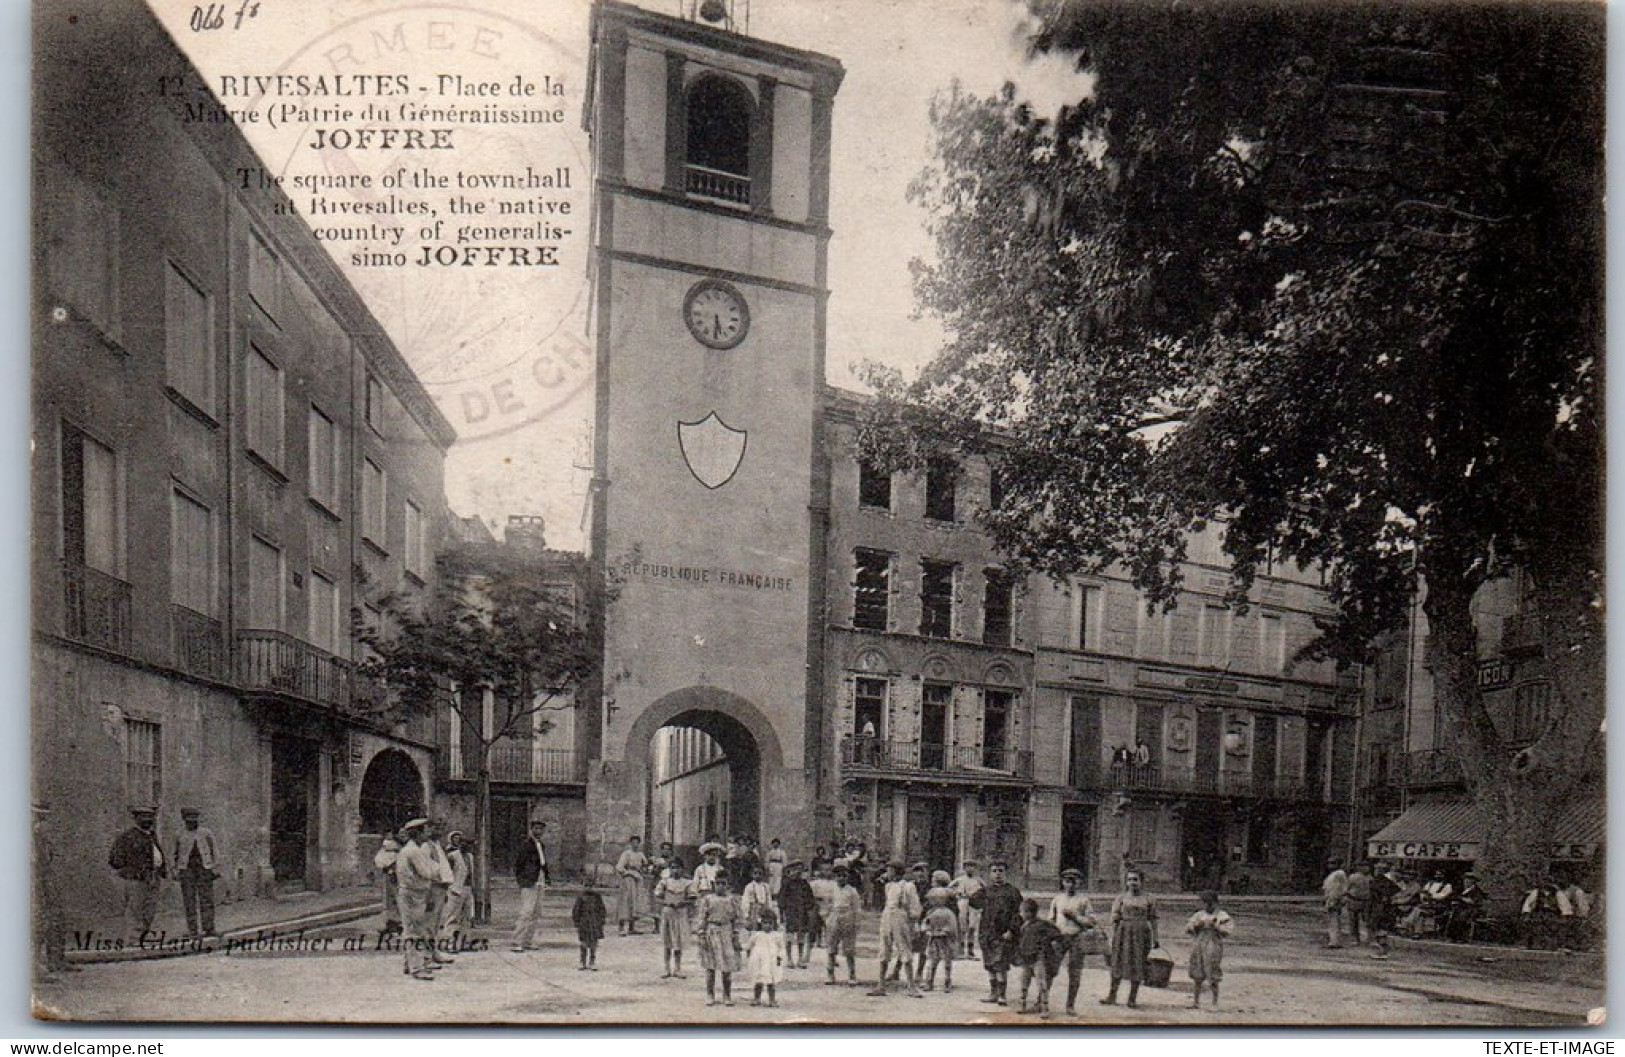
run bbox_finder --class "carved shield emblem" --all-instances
[678,412,747,489]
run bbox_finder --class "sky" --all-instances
[149,0,1093,551]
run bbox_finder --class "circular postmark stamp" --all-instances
[195,1,608,448]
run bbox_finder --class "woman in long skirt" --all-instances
[615,836,650,935]
[1103,869,1158,1008]
[697,875,743,1006]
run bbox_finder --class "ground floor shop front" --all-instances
[34,641,434,931]
[829,778,1346,894]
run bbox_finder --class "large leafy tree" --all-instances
[362,544,597,923]
[867,0,1603,905]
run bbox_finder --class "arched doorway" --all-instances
[651,710,763,863]
[625,687,784,867]
[358,748,425,836]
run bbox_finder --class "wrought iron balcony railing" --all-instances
[236,629,353,712]
[438,741,587,785]
[61,560,132,654]
[840,735,1033,781]
[1070,761,1327,802]
[170,604,228,681]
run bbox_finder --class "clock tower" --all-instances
[582,0,842,849]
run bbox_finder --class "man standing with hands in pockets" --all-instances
[512,818,551,952]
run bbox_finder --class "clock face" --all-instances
[684,280,750,350]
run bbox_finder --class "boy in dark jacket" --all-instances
[1015,898,1065,1016]
[969,860,1024,1006]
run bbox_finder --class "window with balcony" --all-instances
[685,75,753,205]
[920,559,955,638]
[854,677,887,739]
[983,568,1014,646]
[164,262,213,417]
[362,459,387,548]
[245,345,284,469]
[924,459,957,521]
[308,406,339,513]
[170,489,214,616]
[61,425,121,576]
[983,689,1012,768]
[45,173,119,339]
[308,570,340,654]
[125,718,161,808]
[858,462,892,511]
[922,682,952,769]
[852,548,890,630]
[1069,694,1101,787]
[247,536,283,630]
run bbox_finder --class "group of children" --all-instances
[566,846,1236,1014]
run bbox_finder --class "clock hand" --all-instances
[712,315,721,340]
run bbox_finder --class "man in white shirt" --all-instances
[173,808,219,938]
[424,821,456,964]
[395,819,438,980]
[1322,859,1350,948]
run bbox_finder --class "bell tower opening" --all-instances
[685,75,754,204]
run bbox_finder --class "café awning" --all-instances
[1367,797,1605,862]
[1367,800,1485,862]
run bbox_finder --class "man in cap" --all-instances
[108,806,166,942]
[395,818,438,980]
[512,818,550,952]
[1048,867,1097,1016]
[970,860,1024,1005]
[173,808,219,938]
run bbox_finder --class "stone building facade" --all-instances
[32,1,454,928]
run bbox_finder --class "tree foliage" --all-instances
[867,0,1603,895]
[360,546,595,738]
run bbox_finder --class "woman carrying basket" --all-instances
[1102,869,1158,1008]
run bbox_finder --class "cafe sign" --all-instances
[1368,839,1598,861]
[1367,840,1481,861]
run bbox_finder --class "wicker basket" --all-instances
[1144,946,1175,988]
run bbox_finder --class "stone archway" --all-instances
[626,687,785,846]
[358,748,425,836]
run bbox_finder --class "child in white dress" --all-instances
[746,908,787,1007]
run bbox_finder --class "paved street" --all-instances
[35,889,1603,1026]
